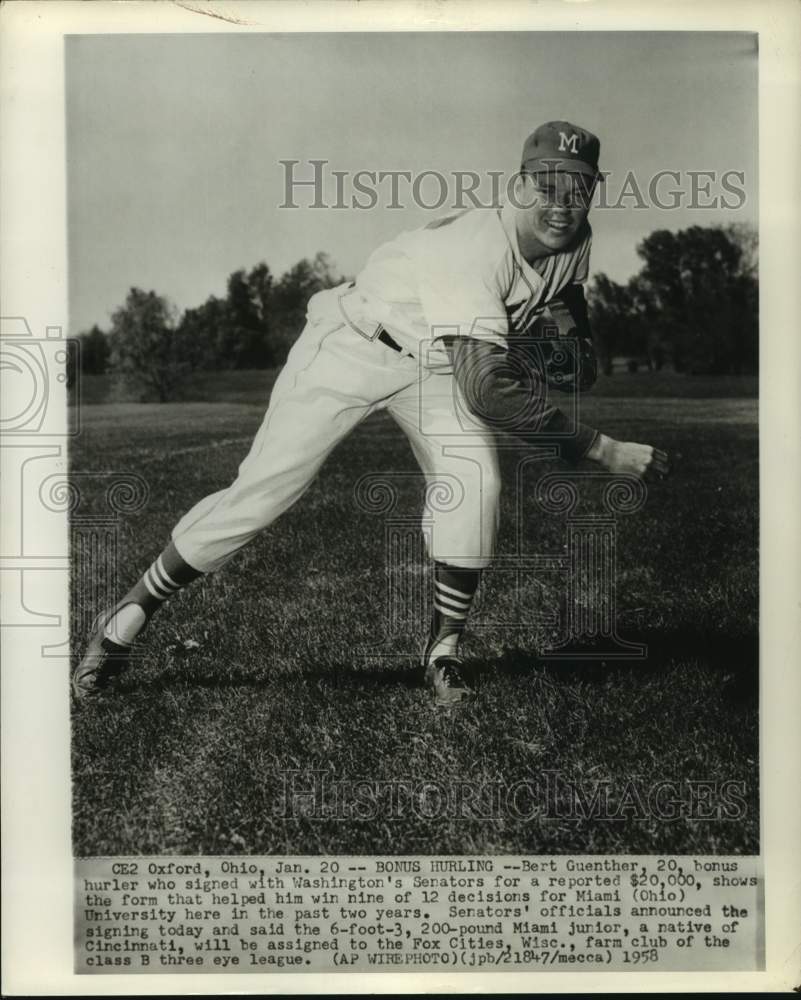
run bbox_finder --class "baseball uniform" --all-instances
[169,198,594,574]
[74,121,623,706]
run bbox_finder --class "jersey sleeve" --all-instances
[451,336,599,461]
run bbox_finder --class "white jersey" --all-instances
[338,199,592,370]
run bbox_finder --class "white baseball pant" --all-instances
[171,286,501,573]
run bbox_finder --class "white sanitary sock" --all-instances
[426,633,459,662]
[103,603,147,646]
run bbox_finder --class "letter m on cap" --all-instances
[558,132,580,153]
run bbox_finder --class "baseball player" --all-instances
[73,121,669,706]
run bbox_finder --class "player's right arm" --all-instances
[450,336,670,479]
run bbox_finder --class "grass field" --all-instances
[73,368,759,405]
[70,371,758,857]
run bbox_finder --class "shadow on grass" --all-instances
[101,627,757,707]
[484,627,758,703]
[113,658,425,696]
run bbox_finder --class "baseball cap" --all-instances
[521,121,602,181]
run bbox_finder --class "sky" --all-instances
[66,31,757,333]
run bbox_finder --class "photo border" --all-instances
[2,0,799,994]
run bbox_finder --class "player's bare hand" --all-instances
[588,434,671,480]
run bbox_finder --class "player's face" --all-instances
[514,171,594,256]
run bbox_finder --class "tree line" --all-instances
[73,251,345,401]
[587,223,758,375]
[73,224,757,401]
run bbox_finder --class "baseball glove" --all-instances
[538,334,598,393]
[508,319,598,395]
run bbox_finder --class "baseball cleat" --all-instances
[425,656,474,706]
[71,608,131,704]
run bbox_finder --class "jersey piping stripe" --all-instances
[435,580,474,601]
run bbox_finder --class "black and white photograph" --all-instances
[2,0,800,993]
[67,28,758,858]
